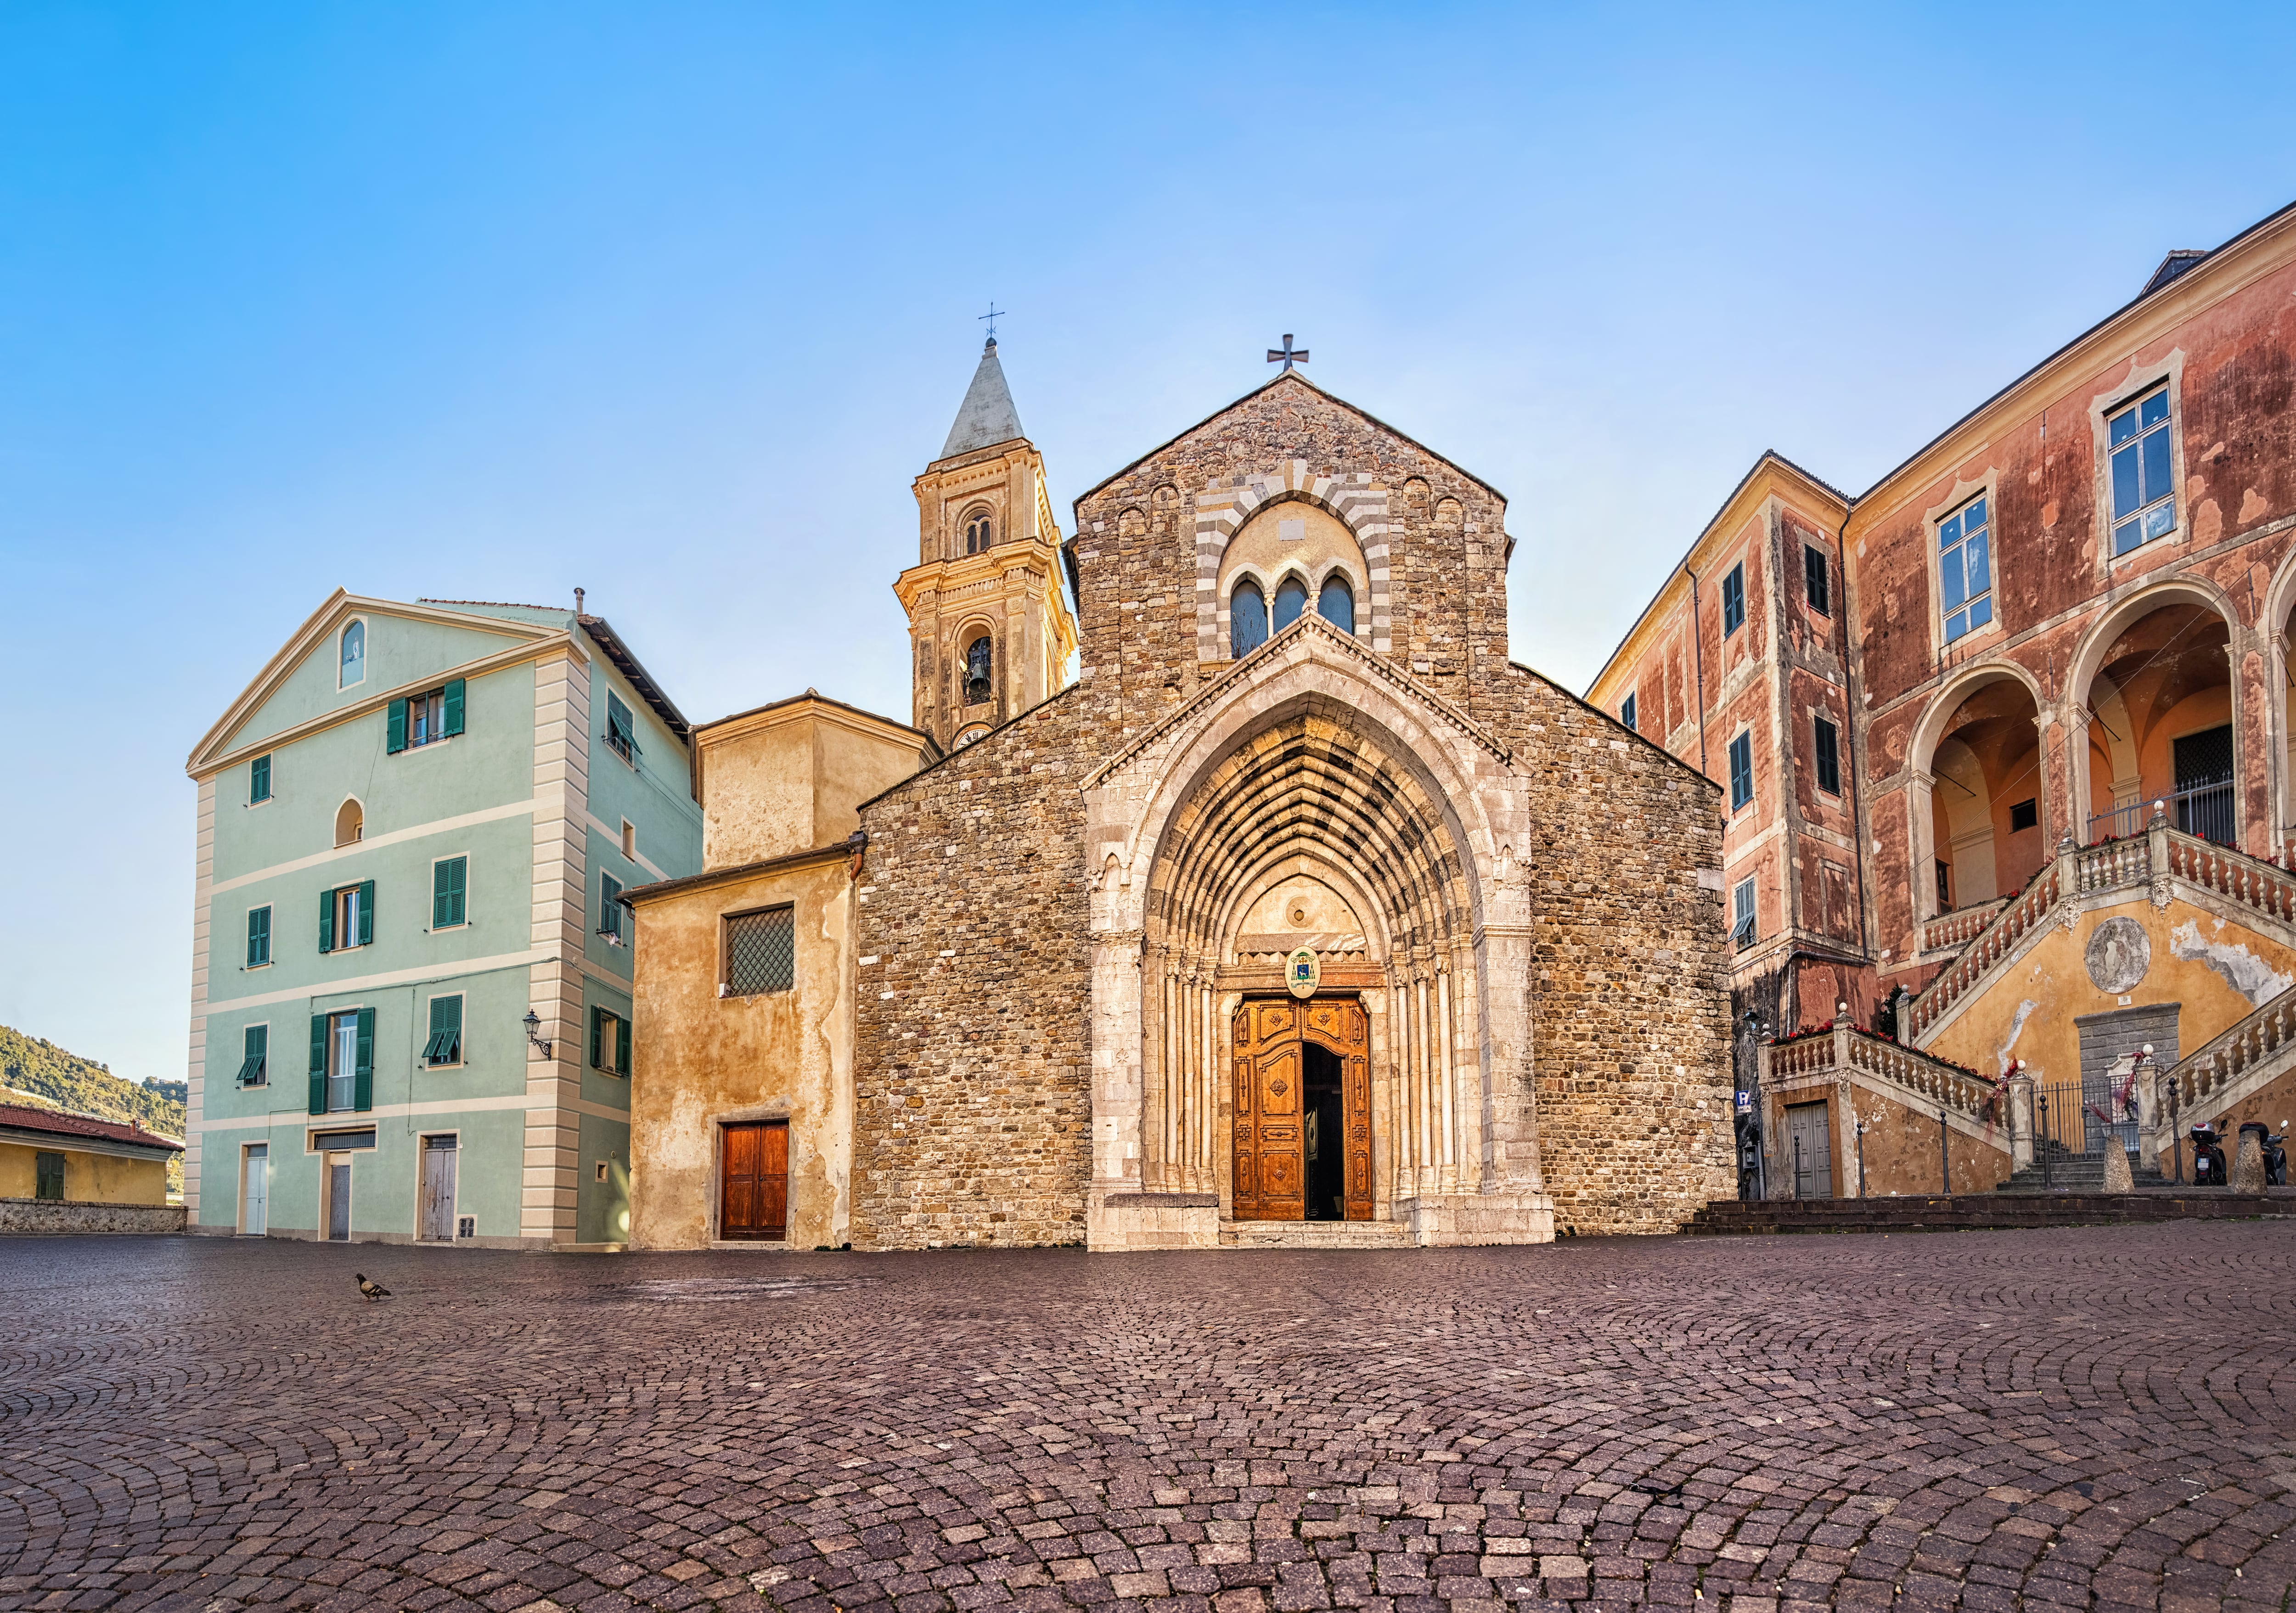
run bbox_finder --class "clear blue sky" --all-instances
[5,2,2293,1085]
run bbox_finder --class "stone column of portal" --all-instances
[1412,971,1432,1198]
[1389,976,1412,1203]
[1414,972,1433,1202]
[1151,964,1171,1191]
[1182,970,1200,1194]
[1437,963,1459,1193]
[1201,974,1219,1195]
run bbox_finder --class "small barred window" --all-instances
[725,906,795,996]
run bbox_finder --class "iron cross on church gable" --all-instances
[1266,334,1308,371]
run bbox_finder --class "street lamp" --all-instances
[523,1010,552,1060]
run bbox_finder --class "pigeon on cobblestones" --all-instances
[356,1273,391,1302]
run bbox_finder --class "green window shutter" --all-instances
[589,1005,603,1069]
[250,754,271,804]
[308,1015,328,1114]
[36,1152,64,1201]
[239,1023,267,1085]
[353,1006,376,1110]
[387,697,409,754]
[616,1012,630,1076]
[357,880,375,947]
[433,857,466,928]
[318,888,334,953]
[443,677,465,737]
[443,993,462,1062]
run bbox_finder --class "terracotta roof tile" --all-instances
[0,1103,183,1152]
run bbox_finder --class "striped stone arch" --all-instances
[1193,461,1392,659]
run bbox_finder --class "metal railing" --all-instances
[2088,782,2235,848]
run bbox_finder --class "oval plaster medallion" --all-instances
[2085,916,2152,993]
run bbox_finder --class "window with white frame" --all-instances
[599,871,629,944]
[1731,878,1756,951]
[1938,494,1992,643]
[2109,385,2175,555]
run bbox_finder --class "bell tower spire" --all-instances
[895,336,1077,751]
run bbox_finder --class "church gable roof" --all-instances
[1075,370,1507,507]
[938,338,1027,461]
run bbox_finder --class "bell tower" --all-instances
[895,338,1078,750]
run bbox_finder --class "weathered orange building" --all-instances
[1593,201,2296,1196]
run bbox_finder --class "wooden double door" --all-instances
[1232,996,1373,1220]
[720,1120,789,1240]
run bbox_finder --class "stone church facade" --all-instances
[847,355,1735,1250]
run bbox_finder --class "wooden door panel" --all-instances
[722,1121,788,1239]
[759,1122,789,1236]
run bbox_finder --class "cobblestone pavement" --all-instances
[3,1226,2294,1613]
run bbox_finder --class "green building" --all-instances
[183,591,700,1248]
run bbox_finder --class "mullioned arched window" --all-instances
[1317,575,1355,633]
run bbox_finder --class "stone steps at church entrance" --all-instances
[1218,1219,1418,1249]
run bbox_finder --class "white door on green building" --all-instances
[420,1136,457,1242]
[241,1144,268,1236]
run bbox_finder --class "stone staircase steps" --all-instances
[1684,1191,2296,1235]
[1218,1220,1417,1249]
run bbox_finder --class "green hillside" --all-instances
[1,1024,186,1194]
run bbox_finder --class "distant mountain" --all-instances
[1,1025,186,1195]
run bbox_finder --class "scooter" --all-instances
[2190,1121,2228,1187]
[2262,1124,2289,1188]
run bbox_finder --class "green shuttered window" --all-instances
[599,872,625,941]
[308,1014,328,1114]
[354,1006,375,1111]
[247,905,271,968]
[249,754,271,804]
[433,857,467,929]
[236,1024,268,1086]
[589,1005,630,1075]
[391,680,465,757]
[321,882,375,953]
[605,692,638,764]
[423,995,463,1066]
[35,1152,64,1201]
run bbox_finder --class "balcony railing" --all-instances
[2089,781,2235,848]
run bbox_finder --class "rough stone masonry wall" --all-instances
[1488,667,1737,1234]
[850,691,1097,1249]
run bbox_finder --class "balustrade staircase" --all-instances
[1906,817,2296,1046]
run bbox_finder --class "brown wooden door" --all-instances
[1303,998,1375,1220]
[1232,1000,1306,1220]
[720,1121,789,1239]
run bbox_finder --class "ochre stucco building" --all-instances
[1591,200,2296,1197]
[627,341,1736,1249]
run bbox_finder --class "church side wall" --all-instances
[850,694,1094,1249]
[1491,668,1737,1233]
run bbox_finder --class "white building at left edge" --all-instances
[182,592,701,1248]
